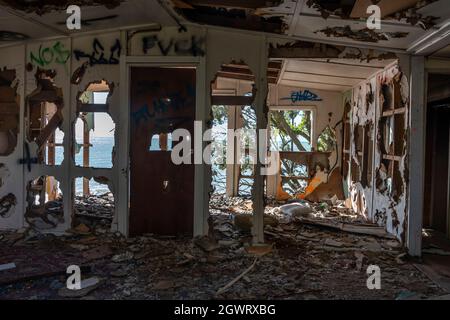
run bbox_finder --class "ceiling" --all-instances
[0,0,448,93]
[0,0,174,42]
[171,0,450,52]
[278,57,391,92]
[0,0,447,53]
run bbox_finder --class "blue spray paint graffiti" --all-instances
[281,90,322,103]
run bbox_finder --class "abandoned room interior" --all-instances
[0,0,450,301]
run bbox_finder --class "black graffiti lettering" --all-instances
[74,38,121,66]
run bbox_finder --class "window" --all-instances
[269,109,313,195]
[149,133,173,151]
[269,109,312,152]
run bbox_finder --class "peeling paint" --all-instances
[317,26,408,43]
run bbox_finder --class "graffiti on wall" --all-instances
[30,41,70,67]
[281,90,323,103]
[74,38,121,66]
[142,35,205,56]
[131,83,195,124]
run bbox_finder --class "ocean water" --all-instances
[55,136,114,195]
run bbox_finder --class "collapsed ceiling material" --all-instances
[171,0,287,33]
[306,0,357,19]
[307,0,439,30]
[0,0,124,15]
[316,26,408,43]
[216,60,282,84]
[269,41,345,59]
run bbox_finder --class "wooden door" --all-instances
[129,67,195,236]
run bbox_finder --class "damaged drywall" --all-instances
[26,68,64,163]
[0,193,16,218]
[348,62,409,241]
[74,79,115,169]
[25,175,64,230]
[72,176,115,233]
[71,32,120,232]
[0,68,20,157]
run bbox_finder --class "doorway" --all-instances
[129,67,196,237]
[423,73,450,240]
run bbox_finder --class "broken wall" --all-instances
[0,32,121,234]
[348,62,409,241]
[70,32,120,230]
[0,45,25,229]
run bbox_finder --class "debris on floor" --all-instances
[0,196,445,299]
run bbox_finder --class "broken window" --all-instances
[26,69,64,165]
[0,68,19,156]
[73,177,114,232]
[269,109,313,196]
[74,80,115,168]
[270,110,312,152]
[25,175,63,230]
[280,158,308,195]
[378,74,406,199]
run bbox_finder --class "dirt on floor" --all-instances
[0,196,446,300]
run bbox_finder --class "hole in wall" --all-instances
[73,176,114,233]
[0,193,16,218]
[25,175,63,229]
[26,68,64,164]
[0,68,19,156]
[74,80,115,168]
[0,163,10,188]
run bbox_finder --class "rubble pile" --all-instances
[72,193,114,234]
[0,196,446,300]
[26,198,64,230]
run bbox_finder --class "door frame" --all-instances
[118,55,207,238]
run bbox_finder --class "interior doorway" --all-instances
[423,73,450,240]
[129,66,196,237]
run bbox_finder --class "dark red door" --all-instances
[129,67,195,237]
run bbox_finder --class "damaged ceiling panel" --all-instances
[0,0,173,38]
[216,60,282,84]
[171,0,288,33]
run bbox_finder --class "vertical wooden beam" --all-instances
[47,133,55,166]
[407,55,426,257]
[83,119,90,196]
[252,36,268,244]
